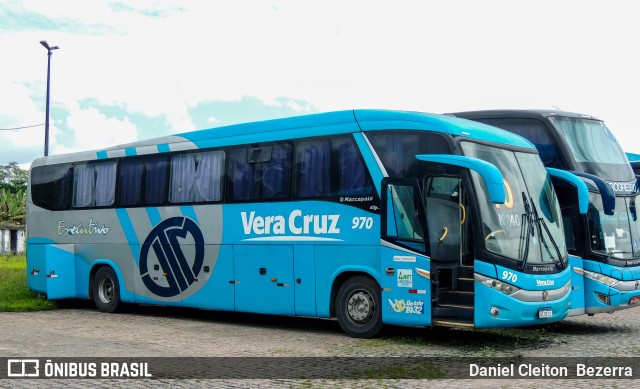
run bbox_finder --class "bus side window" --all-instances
[118,156,168,206]
[296,140,331,198]
[73,161,116,208]
[228,142,292,201]
[294,137,374,199]
[169,150,225,203]
[334,138,373,196]
[260,143,292,200]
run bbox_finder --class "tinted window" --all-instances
[170,150,225,203]
[31,164,73,210]
[474,118,563,168]
[295,137,373,198]
[73,161,117,208]
[118,156,168,206]
[296,140,331,198]
[367,131,453,178]
[228,143,292,201]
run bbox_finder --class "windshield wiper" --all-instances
[530,196,565,268]
[519,192,535,270]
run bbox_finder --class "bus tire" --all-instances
[335,276,383,338]
[93,267,122,313]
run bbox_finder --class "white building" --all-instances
[0,226,25,254]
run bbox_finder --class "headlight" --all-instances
[583,270,620,287]
[474,273,520,295]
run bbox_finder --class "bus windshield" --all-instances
[588,192,640,259]
[461,142,567,265]
[550,116,634,181]
[550,117,627,164]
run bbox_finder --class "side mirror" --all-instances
[546,168,589,215]
[416,154,505,204]
[568,171,615,216]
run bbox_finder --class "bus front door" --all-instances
[424,176,474,327]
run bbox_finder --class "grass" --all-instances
[0,254,57,312]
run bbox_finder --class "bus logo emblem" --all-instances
[139,217,205,298]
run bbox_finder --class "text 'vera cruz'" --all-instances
[241,211,340,235]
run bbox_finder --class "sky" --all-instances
[1,0,640,168]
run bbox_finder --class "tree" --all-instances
[0,188,26,225]
[0,162,28,194]
[0,163,28,226]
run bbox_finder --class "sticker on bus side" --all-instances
[397,269,413,288]
[388,299,424,314]
[393,256,416,262]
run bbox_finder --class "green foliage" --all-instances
[0,162,28,193]
[0,254,57,312]
[0,162,28,225]
[0,188,26,225]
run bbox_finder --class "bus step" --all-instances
[433,305,473,320]
[432,318,474,328]
[438,303,473,310]
[455,277,474,290]
[457,266,475,279]
[439,290,474,305]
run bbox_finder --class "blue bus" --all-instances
[627,153,640,176]
[452,110,640,316]
[27,110,572,337]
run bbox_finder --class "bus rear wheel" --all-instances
[93,267,122,313]
[335,276,382,338]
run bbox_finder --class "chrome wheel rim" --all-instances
[347,289,374,324]
[98,276,114,304]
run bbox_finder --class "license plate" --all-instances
[538,307,552,318]
[630,297,640,305]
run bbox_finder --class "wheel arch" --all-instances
[88,260,129,302]
[329,269,380,318]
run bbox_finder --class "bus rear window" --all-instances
[31,164,73,210]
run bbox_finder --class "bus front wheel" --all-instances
[335,276,382,338]
[93,267,122,313]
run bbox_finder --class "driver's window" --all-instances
[383,182,426,252]
[387,184,424,241]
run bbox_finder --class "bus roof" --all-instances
[34,109,535,166]
[450,109,603,122]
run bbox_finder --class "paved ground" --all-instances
[1,302,639,387]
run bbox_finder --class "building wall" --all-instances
[0,228,25,254]
[0,229,8,253]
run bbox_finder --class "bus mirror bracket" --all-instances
[416,154,505,204]
[546,168,589,215]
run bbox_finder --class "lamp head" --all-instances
[40,41,59,51]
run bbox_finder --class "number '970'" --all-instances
[352,217,373,229]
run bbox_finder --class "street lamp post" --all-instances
[40,40,59,157]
